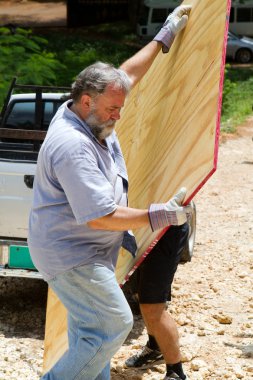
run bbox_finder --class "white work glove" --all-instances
[153,5,192,53]
[148,187,193,231]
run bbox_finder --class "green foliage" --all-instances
[0,25,252,135]
[60,40,136,80]
[43,29,138,86]
[0,27,65,105]
[0,25,137,107]
[18,53,59,85]
[221,64,253,133]
[221,65,237,118]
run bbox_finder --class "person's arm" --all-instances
[120,41,162,88]
[87,205,150,231]
[87,188,192,231]
[120,5,191,88]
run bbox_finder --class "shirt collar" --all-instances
[64,99,109,149]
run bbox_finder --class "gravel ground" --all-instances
[0,119,252,380]
[0,277,47,380]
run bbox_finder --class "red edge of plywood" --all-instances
[121,0,232,287]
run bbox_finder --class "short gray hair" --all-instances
[71,62,132,101]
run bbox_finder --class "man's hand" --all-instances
[148,187,193,231]
[153,5,192,53]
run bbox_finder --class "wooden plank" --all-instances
[43,288,68,370]
[43,0,231,373]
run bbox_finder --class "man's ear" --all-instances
[80,94,92,111]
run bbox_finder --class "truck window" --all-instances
[138,5,149,25]
[5,100,62,131]
[237,7,253,22]
[5,101,35,130]
[150,8,175,24]
[43,101,63,130]
[230,7,234,23]
[0,99,63,162]
[151,8,167,23]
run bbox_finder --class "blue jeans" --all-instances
[42,264,133,380]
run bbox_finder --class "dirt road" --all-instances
[0,119,252,380]
[0,0,66,27]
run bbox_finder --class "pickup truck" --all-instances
[0,78,196,280]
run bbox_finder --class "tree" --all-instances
[0,27,65,106]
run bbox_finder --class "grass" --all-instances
[221,64,253,133]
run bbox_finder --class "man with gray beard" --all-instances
[28,5,192,380]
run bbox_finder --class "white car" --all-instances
[226,32,253,63]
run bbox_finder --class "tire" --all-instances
[180,201,196,263]
[235,49,252,64]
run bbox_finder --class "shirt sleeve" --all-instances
[53,145,117,225]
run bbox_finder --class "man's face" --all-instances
[85,85,126,141]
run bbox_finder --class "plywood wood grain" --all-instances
[43,0,231,373]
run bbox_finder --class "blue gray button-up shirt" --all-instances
[28,100,128,281]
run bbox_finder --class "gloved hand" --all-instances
[148,187,193,231]
[153,5,192,53]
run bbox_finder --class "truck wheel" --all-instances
[235,49,252,64]
[180,201,196,263]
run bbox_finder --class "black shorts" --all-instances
[136,223,189,304]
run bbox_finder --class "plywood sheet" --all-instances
[43,0,231,373]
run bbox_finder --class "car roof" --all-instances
[10,93,69,101]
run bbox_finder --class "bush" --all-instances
[0,26,137,106]
[43,32,138,86]
[0,27,65,106]
[1,26,252,134]
[221,64,253,132]
[222,65,237,114]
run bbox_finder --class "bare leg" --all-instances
[140,303,181,364]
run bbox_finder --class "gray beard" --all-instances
[85,113,115,141]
